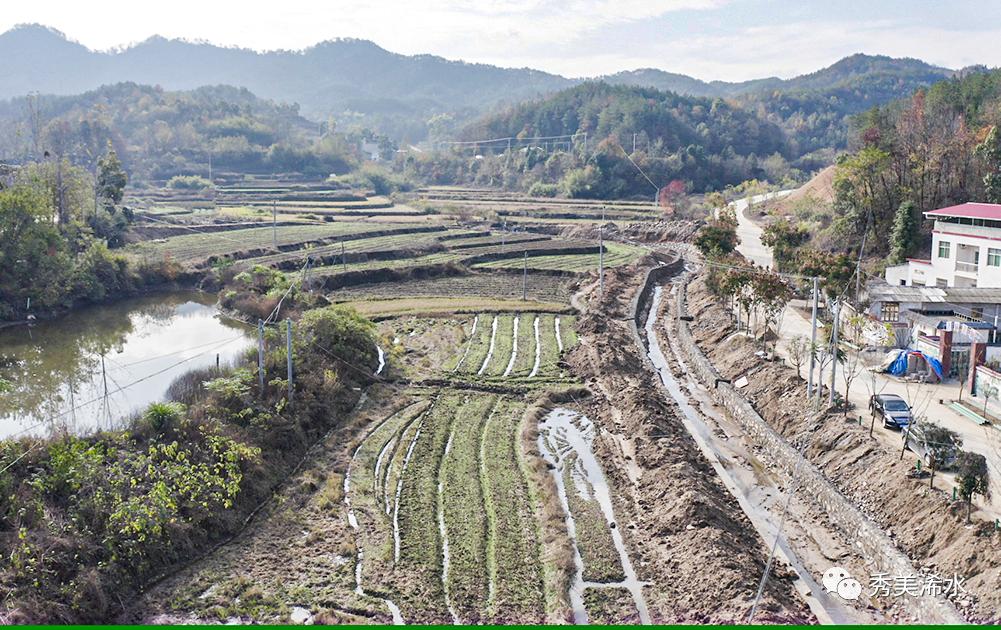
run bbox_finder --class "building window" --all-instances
[989,248,1001,267]
[880,302,900,322]
[938,241,951,258]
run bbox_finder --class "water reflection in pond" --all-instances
[0,292,253,439]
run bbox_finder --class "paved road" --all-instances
[731,193,1001,515]
[733,190,792,269]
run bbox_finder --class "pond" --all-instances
[0,292,253,440]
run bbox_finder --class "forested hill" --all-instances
[462,82,787,161]
[0,83,360,182]
[0,25,983,144]
[411,82,792,197]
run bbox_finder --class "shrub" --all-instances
[528,181,559,197]
[166,175,214,190]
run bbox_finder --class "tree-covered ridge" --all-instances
[464,82,787,159]
[0,83,359,182]
[605,54,969,160]
[773,67,1001,261]
[404,82,793,198]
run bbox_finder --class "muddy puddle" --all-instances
[538,408,651,625]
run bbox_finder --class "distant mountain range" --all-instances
[0,24,985,144]
[601,54,961,98]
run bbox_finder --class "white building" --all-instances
[885,202,1001,288]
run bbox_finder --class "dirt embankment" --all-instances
[684,273,1001,623]
[562,263,813,623]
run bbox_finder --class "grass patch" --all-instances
[440,394,497,622]
[563,454,625,583]
[395,394,459,622]
[480,398,546,622]
[512,314,539,377]
[485,315,516,377]
[583,586,640,624]
[340,298,567,319]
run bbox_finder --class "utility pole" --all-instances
[807,277,819,397]
[522,252,528,301]
[829,300,840,406]
[286,319,294,404]
[257,320,265,395]
[272,199,278,250]
[632,133,637,153]
[100,354,109,424]
[598,207,605,296]
[341,241,346,270]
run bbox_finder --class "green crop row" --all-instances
[472,242,645,273]
[479,398,546,622]
[485,315,516,377]
[394,394,461,623]
[439,394,497,623]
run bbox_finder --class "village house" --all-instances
[885,202,1001,289]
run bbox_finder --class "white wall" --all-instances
[930,223,1001,288]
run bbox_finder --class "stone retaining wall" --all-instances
[649,269,963,623]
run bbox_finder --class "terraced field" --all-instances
[446,313,576,383]
[329,274,576,304]
[345,390,546,624]
[474,242,646,272]
[128,222,435,268]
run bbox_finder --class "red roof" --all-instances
[925,202,1001,220]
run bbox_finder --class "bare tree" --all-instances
[787,335,810,380]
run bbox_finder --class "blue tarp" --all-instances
[885,349,944,379]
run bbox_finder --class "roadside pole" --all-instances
[829,300,840,406]
[807,277,819,397]
[272,199,278,250]
[257,320,265,394]
[598,206,605,296]
[286,319,294,404]
[522,252,528,301]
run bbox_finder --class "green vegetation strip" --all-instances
[486,315,516,377]
[460,314,495,375]
[512,314,539,377]
[480,398,546,622]
[440,394,497,622]
[473,242,645,272]
[395,394,460,622]
[129,222,426,264]
[349,404,430,599]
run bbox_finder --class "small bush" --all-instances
[166,175,214,190]
[528,181,559,197]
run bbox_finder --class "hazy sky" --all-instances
[4,0,1001,80]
